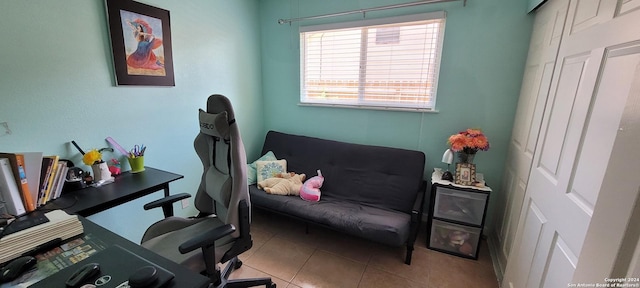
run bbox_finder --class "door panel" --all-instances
[525,62,555,157]
[540,235,578,288]
[512,65,539,150]
[618,0,640,14]
[537,54,588,177]
[507,200,547,288]
[570,0,615,34]
[502,179,525,257]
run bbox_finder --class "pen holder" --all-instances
[127,156,145,173]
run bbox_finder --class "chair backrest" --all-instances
[193,94,249,238]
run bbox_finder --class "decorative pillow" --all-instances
[247,151,276,185]
[256,160,287,183]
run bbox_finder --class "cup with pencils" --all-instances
[127,144,146,173]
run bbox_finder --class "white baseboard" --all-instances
[487,233,505,286]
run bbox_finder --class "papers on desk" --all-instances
[0,210,83,264]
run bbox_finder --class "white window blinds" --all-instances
[300,12,446,111]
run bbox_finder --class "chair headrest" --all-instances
[199,109,231,139]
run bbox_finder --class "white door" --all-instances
[571,41,640,283]
[502,0,640,287]
[491,0,569,277]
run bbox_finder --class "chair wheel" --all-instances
[268,283,276,288]
[234,259,243,269]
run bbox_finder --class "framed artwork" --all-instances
[455,163,476,186]
[105,0,175,86]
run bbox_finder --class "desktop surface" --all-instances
[30,245,176,288]
[44,167,183,216]
[1,216,210,288]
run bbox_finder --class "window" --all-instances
[300,12,446,111]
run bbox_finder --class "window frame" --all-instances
[299,11,446,112]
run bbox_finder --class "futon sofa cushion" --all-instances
[250,192,412,246]
[256,131,425,213]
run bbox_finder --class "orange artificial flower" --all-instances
[447,128,490,153]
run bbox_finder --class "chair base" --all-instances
[211,257,275,288]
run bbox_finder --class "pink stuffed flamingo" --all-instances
[300,170,323,202]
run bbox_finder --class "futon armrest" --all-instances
[178,224,236,254]
[411,180,427,223]
[143,193,191,218]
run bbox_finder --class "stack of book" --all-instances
[0,210,84,264]
[0,152,70,216]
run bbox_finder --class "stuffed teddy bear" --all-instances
[300,170,323,202]
[257,172,306,195]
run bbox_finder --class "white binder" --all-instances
[0,158,26,216]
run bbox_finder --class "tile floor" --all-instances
[228,209,499,288]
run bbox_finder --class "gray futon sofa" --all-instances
[248,131,426,264]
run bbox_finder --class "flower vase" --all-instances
[458,152,476,164]
[91,162,112,182]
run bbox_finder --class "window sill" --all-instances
[298,102,439,113]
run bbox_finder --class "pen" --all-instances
[71,141,85,155]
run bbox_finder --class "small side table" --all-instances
[426,169,491,259]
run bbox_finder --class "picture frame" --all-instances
[455,163,476,186]
[105,0,175,86]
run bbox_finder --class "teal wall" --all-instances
[0,0,264,241]
[0,0,532,242]
[259,0,533,232]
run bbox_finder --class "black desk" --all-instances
[26,168,209,287]
[15,217,210,288]
[45,167,183,217]
[79,217,210,288]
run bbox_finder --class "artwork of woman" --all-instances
[126,18,164,71]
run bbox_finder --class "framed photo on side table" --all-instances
[105,0,175,86]
[455,163,476,186]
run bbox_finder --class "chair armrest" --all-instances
[178,224,236,254]
[143,193,191,218]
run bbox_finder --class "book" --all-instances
[45,161,64,202]
[0,158,27,215]
[55,163,69,199]
[0,153,35,211]
[14,154,36,211]
[41,155,59,205]
[50,161,68,200]
[37,157,54,207]
[19,152,43,209]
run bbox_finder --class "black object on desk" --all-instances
[0,256,36,283]
[64,262,100,287]
[44,167,183,217]
[0,211,49,236]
